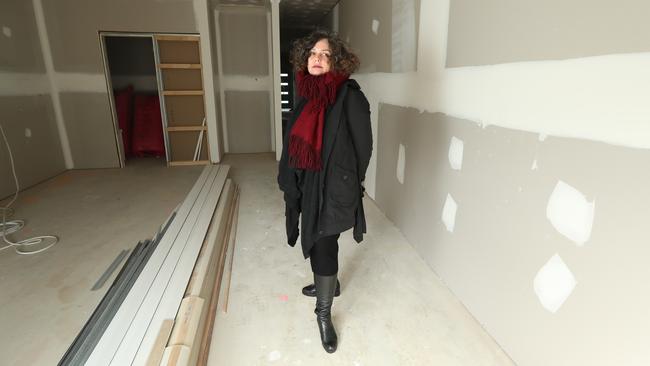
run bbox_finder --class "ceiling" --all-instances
[279,0,339,29]
[216,0,339,29]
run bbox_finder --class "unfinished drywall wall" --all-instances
[337,0,419,73]
[216,6,272,153]
[206,1,224,161]
[341,0,650,364]
[41,0,196,74]
[0,96,65,199]
[59,92,119,169]
[219,10,269,76]
[447,0,650,67]
[376,104,650,365]
[37,0,199,169]
[225,91,271,153]
[105,36,157,92]
[0,0,45,73]
[0,0,65,199]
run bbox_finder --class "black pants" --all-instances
[309,234,340,276]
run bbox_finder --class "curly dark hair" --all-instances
[290,29,360,74]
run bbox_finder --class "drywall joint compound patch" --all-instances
[534,253,577,313]
[442,193,457,232]
[372,19,380,35]
[448,136,464,170]
[2,26,11,38]
[546,180,595,245]
[396,143,406,184]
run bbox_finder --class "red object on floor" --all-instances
[113,86,134,157]
[132,94,165,157]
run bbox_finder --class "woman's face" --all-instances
[307,38,331,76]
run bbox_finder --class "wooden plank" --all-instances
[159,63,201,69]
[164,95,205,127]
[167,296,204,347]
[157,40,200,64]
[196,186,239,366]
[160,345,191,366]
[168,132,209,162]
[167,126,207,132]
[85,166,214,366]
[124,166,231,365]
[222,190,240,314]
[162,69,203,92]
[163,90,204,96]
[168,160,210,167]
[156,35,199,42]
[145,319,174,366]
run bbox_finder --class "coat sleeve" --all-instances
[277,100,304,246]
[345,87,373,182]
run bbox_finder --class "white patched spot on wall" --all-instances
[2,26,11,38]
[25,128,32,138]
[546,180,595,246]
[531,159,538,170]
[448,136,464,170]
[371,19,380,35]
[442,193,457,233]
[534,253,577,313]
[267,350,282,362]
[396,143,406,184]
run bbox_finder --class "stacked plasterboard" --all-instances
[60,164,239,366]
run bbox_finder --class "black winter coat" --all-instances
[277,79,373,258]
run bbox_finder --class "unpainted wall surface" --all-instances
[59,92,119,169]
[0,0,64,199]
[0,0,45,73]
[217,7,272,154]
[447,0,650,67]
[225,91,271,153]
[38,0,197,169]
[218,10,269,76]
[0,96,65,199]
[376,103,650,365]
[338,0,419,73]
[41,0,196,73]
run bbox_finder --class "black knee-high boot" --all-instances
[314,273,338,353]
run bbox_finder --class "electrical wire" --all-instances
[0,123,58,255]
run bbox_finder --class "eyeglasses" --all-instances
[309,49,331,60]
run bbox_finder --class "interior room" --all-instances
[1,0,650,365]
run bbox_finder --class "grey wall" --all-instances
[40,0,197,169]
[225,91,271,154]
[42,0,196,74]
[375,104,650,365]
[218,7,272,154]
[59,92,117,169]
[219,10,269,76]
[0,0,65,199]
[447,0,650,67]
[0,0,45,73]
[338,0,419,73]
[0,97,65,200]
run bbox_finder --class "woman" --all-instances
[277,30,372,353]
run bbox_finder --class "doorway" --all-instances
[100,33,166,167]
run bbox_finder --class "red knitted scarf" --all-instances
[288,70,349,171]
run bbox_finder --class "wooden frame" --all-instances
[154,34,211,166]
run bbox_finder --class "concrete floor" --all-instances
[0,154,516,365]
[208,153,515,366]
[0,158,203,366]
